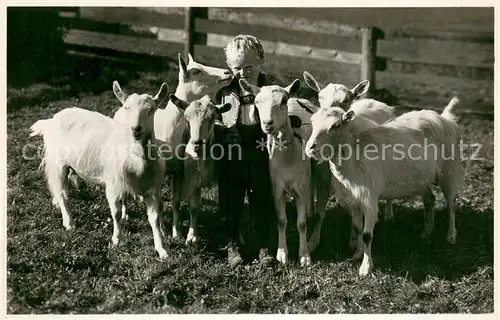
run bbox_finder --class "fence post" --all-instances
[184,7,208,59]
[361,26,377,97]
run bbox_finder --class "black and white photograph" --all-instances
[4,5,496,314]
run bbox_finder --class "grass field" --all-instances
[6,57,494,314]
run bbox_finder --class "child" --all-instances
[213,35,281,267]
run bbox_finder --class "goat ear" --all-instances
[178,53,188,76]
[216,103,232,114]
[303,71,323,93]
[284,79,301,96]
[239,79,260,96]
[113,81,128,105]
[289,115,302,128]
[342,110,355,123]
[153,82,170,107]
[351,80,370,98]
[295,99,316,114]
[169,93,189,110]
[187,53,194,65]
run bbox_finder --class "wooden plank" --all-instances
[384,59,493,81]
[377,70,493,114]
[60,15,158,40]
[65,44,175,72]
[63,29,184,58]
[209,8,362,38]
[194,45,361,88]
[60,11,187,43]
[66,8,361,64]
[62,24,361,66]
[136,7,185,16]
[66,49,140,66]
[206,33,362,65]
[59,10,78,18]
[221,7,493,34]
[384,28,494,44]
[195,18,362,53]
[377,38,494,68]
[79,7,184,30]
[360,27,376,95]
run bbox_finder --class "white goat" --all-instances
[29,82,170,259]
[240,78,327,266]
[305,97,463,276]
[167,94,231,245]
[114,53,232,232]
[285,97,332,253]
[303,71,396,124]
[303,71,398,224]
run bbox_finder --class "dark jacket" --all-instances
[214,72,282,146]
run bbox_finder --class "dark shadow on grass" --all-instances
[371,204,493,282]
[304,202,492,282]
[190,196,492,282]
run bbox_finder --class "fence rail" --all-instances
[58,7,494,115]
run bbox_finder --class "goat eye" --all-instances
[190,68,202,75]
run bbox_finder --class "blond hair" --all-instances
[224,34,265,62]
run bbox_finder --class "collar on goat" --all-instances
[239,94,255,105]
[341,110,355,123]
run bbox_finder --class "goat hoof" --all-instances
[63,222,75,231]
[185,236,197,246]
[110,237,120,247]
[158,249,169,260]
[359,261,373,277]
[300,255,312,267]
[172,229,182,239]
[276,249,288,264]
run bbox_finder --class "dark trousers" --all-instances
[217,124,277,250]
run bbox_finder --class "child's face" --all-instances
[226,51,262,87]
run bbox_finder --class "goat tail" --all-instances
[29,119,52,173]
[441,96,460,123]
[29,119,51,138]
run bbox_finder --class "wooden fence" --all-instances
[58,7,494,115]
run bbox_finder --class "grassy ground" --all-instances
[6,58,494,314]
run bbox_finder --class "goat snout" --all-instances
[191,139,204,152]
[131,125,142,137]
[305,141,318,158]
[263,120,273,126]
[220,70,233,83]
